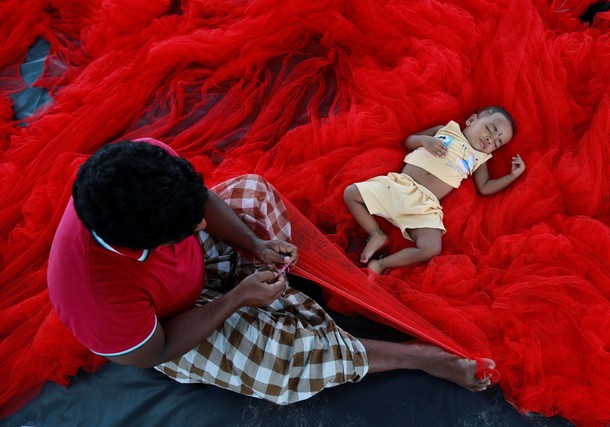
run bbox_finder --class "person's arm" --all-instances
[404,125,446,157]
[107,270,287,368]
[203,192,298,265]
[473,154,526,196]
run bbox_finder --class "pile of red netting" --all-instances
[1,0,608,425]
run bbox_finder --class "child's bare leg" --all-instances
[343,184,388,263]
[358,338,491,392]
[368,228,441,274]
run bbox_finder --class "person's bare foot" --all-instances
[407,341,493,392]
[367,258,385,275]
[360,229,388,263]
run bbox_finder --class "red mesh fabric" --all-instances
[284,197,500,385]
[1,0,609,425]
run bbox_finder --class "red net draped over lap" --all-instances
[1,0,609,425]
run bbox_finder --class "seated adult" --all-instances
[47,138,492,404]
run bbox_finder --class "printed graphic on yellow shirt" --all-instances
[436,134,478,176]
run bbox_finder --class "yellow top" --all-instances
[404,121,492,188]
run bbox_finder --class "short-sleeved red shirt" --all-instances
[47,139,204,356]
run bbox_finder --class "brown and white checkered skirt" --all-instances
[155,174,368,404]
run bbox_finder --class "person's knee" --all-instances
[344,184,359,203]
[417,239,442,260]
[235,173,266,184]
[228,174,277,195]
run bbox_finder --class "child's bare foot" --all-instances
[408,342,492,392]
[360,229,388,263]
[367,257,385,275]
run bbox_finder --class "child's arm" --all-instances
[473,154,526,196]
[404,125,445,157]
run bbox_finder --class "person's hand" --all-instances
[420,135,448,158]
[257,239,298,267]
[510,154,526,178]
[232,270,286,307]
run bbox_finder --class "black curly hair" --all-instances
[73,141,209,249]
[478,106,516,135]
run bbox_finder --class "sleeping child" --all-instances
[344,106,526,274]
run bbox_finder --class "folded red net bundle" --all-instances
[0,0,608,425]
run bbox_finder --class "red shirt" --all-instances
[47,140,204,356]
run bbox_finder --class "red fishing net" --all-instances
[1,0,609,425]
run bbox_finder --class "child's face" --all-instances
[462,112,513,154]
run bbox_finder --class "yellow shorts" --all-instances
[354,172,445,241]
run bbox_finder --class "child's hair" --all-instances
[478,106,516,135]
[73,141,209,249]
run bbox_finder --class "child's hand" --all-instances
[421,136,448,158]
[511,154,526,177]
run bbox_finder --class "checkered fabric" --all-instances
[198,173,292,288]
[155,174,369,404]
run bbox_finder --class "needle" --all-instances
[276,261,292,275]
